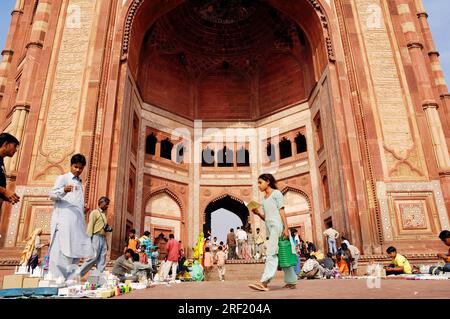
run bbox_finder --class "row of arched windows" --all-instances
[267,132,307,162]
[146,133,185,164]
[201,146,250,167]
[145,131,307,165]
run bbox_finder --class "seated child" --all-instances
[384,246,412,275]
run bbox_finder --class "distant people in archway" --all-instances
[203,247,214,281]
[203,238,212,266]
[215,245,227,281]
[248,173,297,291]
[323,226,339,255]
[220,241,228,259]
[226,228,237,260]
[247,228,255,259]
[236,226,247,259]
[212,236,219,258]
[254,228,265,260]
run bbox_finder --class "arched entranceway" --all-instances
[203,195,249,239]
[99,0,374,256]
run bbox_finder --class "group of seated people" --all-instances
[299,230,450,279]
[299,245,411,279]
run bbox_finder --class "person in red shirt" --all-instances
[162,234,180,281]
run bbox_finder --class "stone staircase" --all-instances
[206,263,282,281]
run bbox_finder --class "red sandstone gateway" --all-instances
[0,0,448,270]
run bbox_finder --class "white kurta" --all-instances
[49,172,93,259]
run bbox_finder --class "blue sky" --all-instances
[0,0,448,79]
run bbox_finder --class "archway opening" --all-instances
[203,195,249,239]
[210,208,243,243]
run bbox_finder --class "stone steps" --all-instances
[205,263,284,281]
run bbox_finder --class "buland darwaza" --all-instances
[0,0,449,266]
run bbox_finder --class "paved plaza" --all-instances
[114,278,450,299]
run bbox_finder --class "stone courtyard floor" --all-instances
[114,278,450,299]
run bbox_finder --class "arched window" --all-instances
[145,133,157,155]
[218,146,234,167]
[279,137,292,159]
[295,133,307,153]
[176,144,185,164]
[202,147,215,167]
[266,142,276,162]
[160,138,173,160]
[237,146,249,167]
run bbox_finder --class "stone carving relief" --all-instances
[398,203,427,230]
[33,0,98,181]
[377,181,449,241]
[5,186,53,247]
[355,0,426,178]
[30,207,53,235]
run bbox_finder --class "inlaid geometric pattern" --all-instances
[398,202,427,230]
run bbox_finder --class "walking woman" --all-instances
[248,174,297,291]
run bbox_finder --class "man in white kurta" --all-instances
[48,155,94,282]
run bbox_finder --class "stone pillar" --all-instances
[414,0,450,157]
[0,50,14,97]
[0,1,23,108]
[414,0,448,94]
[14,0,25,11]
[421,101,450,168]
[395,1,450,170]
[4,0,53,173]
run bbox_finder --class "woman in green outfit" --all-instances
[248,173,297,291]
